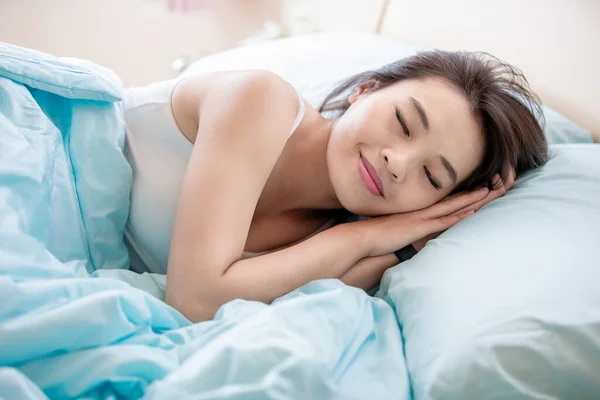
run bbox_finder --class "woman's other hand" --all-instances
[412,166,516,251]
[361,187,488,257]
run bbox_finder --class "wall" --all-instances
[1,0,597,139]
[381,0,600,140]
[0,0,281,86]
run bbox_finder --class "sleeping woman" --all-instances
[123,50,548,322]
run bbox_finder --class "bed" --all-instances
[1,2,599,399]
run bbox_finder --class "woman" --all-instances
[123,50,548,322]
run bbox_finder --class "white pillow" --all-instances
[184,33,418,105]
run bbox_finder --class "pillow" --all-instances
[543,107,594,144]
[379,144,600,399]
[184,32,593,144]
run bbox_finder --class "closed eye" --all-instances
[396,107,410,137]
[424,166,441,190]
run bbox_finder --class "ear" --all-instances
[348,80,379,104]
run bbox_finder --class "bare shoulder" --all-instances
[171,70,300,142]
[166,71,305,312]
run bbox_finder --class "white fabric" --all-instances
[183,33,419,110]
[123,77,306,274]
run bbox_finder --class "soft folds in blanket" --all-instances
[0,41,131,273]
[0,42,410,400]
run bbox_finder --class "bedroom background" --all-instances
[1,1,600,399]
[0,0,598,140]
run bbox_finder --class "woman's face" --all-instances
[327,77,485,216]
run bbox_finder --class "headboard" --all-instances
[377,0,599,142]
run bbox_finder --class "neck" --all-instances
[277,116,343,212]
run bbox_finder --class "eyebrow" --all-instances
[410,97,429,131]
[440,156,457,185]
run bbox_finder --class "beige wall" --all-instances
[0,0,281,86]
[380,0,600,140]
[1,0,597,139]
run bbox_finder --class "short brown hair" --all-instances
[319,50,549,191]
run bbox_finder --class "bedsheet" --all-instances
[0,42,409,399]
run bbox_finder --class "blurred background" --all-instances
[1,0,598,136]
[0,0,389,86]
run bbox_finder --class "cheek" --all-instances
[326,134,356,196]
[337,104,388,142]
[333,116,363,144]
[390,181,446,213]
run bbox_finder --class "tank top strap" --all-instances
[288,86,306,137]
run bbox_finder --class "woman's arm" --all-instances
[165,70,493,323]
[339,254,399,292]
[165,71,372,323]
[187,223,372,320]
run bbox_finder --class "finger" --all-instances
[424,187,489,219]
[454,176,513,214]
[491,175,508,197]
[495,165,515,191]
[504,167,516,191]
[490,173,502,189]
[427,209,474,233]
[451,188,504,214]
[447,170,515,216]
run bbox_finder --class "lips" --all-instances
[359,154,384,196]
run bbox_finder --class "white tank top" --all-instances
[123,77,333,274]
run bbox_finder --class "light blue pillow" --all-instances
[542,106,594,144]
[379,144,600,399]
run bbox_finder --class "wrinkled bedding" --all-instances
[0,42,409,400]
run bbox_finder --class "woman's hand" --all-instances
[412,168,516,251]
[361,186,490,258]
[341,168,514,290]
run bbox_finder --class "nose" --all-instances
[382,147,415,183]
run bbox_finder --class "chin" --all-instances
[334,185,385,217]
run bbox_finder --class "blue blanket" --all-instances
[0,42,409,400]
